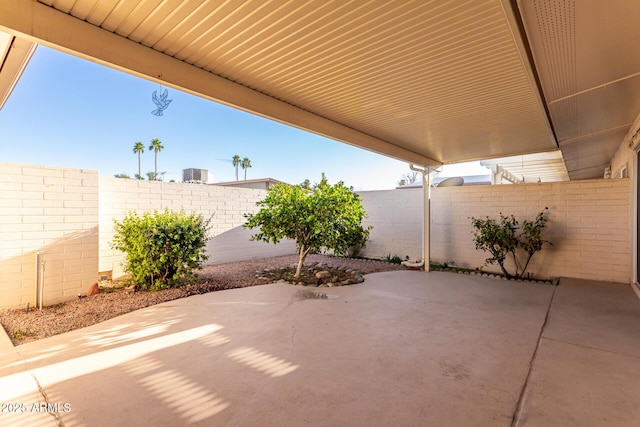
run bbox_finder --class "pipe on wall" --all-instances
[34,250,39,308]
[409,164,431,272]
[39,258,45,310]
[34,251,45,310]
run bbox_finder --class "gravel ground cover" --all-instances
[0,254,405,346]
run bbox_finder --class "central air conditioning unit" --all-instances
[182,168,208,184]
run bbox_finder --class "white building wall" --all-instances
[357,188,423,260]
[359,179,631,283]
[0,163,99,308]
[99,177,296,278]
[0,161,632,309]
[431,179,631,283]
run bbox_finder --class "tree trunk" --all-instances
[498,261,512,279]
[520,252,535,280]
[294,245,309,279]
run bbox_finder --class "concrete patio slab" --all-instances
[517,339,640,426]
[1,271,638,426]
[541,278,640,357]
[516,279,640,426]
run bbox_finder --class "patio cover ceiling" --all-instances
[0,1,638,180]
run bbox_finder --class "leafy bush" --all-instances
[111,209,212,290]
[471,208,551,279]
[383,254,407,264]
[244,174,372,279]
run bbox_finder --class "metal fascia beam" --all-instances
[0,33,36,110]
[0,0,439,167]
[501,0,558,148]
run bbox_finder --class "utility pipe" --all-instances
[409,164,431,272]
[34,251,39,308]
[39,258,45,310]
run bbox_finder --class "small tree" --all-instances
[398,171,420,186]
[244,175,372,279]
[300,179,311,190]
[111,209,212,290]
[471,208,551,279]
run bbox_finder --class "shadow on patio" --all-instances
[1,271,639,426]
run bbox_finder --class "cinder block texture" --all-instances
[359,179,631,283]
[430,179,631,283]
[0,163,99,308]
[358,189,423,260]
[99,177,296,278]
[1,161,631,309]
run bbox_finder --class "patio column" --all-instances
[410,165,431,272]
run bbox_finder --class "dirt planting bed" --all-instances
[0,254,405,346]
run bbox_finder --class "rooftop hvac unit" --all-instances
[182,168,208,184]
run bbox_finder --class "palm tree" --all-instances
[241,157,252,180]
[149,138,164,178]
[232,154,241,180]
[133,141,144,179]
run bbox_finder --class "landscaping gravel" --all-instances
[0,254,405,346]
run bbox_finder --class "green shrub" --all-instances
[111,209,212,290]
[382,254,408,264]
[471,208,551,280]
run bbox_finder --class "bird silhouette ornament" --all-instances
[151,88,172,116]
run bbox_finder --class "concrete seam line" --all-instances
[511,285,558,427]
[541,336,640,361]
[16,348,65,427]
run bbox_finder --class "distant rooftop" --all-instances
[397,174,492,189]
[211,178,286,190]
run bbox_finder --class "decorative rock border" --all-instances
[455,269,559,285]
[255,262,365,287]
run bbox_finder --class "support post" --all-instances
[410,164,432,272]
[424,170,430,272]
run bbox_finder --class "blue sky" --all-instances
[0,46,409,190]
[0,46,486,190]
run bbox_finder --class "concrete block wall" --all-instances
[99,177,296,278]
[358,179,631,283]
[430,179,631,283]
[0,163,99,308]
[0,161,632,309]
[357,188,423,260]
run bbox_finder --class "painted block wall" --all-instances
[357,188,423,260]
[99,177,296,278]
[0,164,296,309]
[358,179,631,283]
[1,161,632,309]
[430,179,631,283]
[0,163,99,308]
